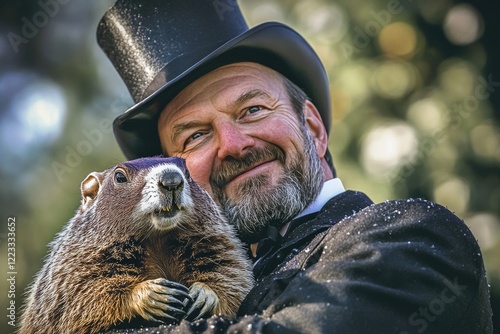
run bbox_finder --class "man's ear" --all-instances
[303,100,329,158]
[80,172,103,209]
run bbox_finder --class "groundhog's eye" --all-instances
[114,171,128,183]
[184,168,191,181]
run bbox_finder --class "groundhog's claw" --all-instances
[132,278,193,324]
[185,282,219,321]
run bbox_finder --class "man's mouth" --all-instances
[210,145,286,191]
[218,159,275,189]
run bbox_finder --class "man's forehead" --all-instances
[160,62,284,121]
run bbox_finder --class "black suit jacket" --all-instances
[110,191,493,333]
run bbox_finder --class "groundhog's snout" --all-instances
[159,170,184,193]
[138,164,193,229]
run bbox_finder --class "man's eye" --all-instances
[187,132,203,142]
[246,106,261,114]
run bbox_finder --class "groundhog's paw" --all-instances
[185,282,220,321]
[131,278,192,324]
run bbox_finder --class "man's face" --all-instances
[158,62,326,242]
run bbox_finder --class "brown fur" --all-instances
[19,157,254,334]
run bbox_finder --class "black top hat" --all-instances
[97,0,331,160]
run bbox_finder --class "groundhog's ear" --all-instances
[81,172,102,206]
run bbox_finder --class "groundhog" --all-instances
[19,156,254,334]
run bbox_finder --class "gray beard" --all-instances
[210,130,324,243]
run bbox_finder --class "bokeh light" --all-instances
[443,4,484,46]
[335,62,373,108]
[378,22,418,58]
[294,1,348,44]
[433,177,470,215]
[371,60,417,99]
[438,58,476,98]
[466,213,500,251]
[0,72,66,174]
[246,2,285,24]
[417,0,453,24]
[470,123,500,161]
[406,97,447,134]
[361,122,419,178]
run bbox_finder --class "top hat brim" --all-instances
[113,22,331,160]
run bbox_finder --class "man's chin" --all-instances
[223,174,279,200]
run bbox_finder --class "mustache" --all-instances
[210,146,286,189]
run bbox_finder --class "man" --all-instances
[97,0,493,333]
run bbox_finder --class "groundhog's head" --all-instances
[80,157,198,235]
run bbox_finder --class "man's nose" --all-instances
[216,121,255,160]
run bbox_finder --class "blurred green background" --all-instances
[1,0,499,332]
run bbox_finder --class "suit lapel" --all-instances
[253,191,374,279]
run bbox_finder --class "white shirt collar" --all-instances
[280,178,346,236]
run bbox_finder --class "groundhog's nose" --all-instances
[159,170,184,192]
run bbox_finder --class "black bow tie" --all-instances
[254,212,320,260]
[255,225,283,259]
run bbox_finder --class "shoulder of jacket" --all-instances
[321,197,479,253]
[368,198,468,232]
